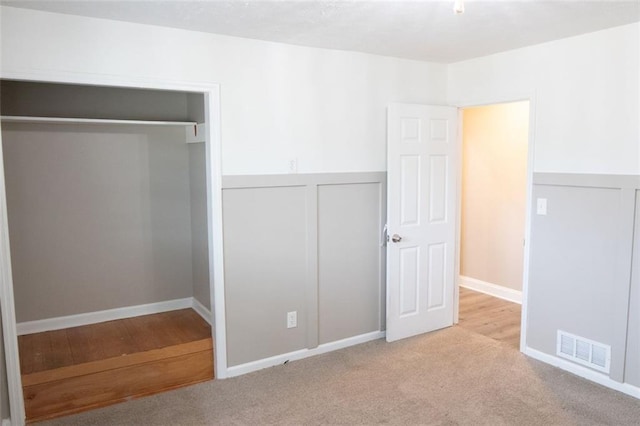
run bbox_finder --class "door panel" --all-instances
[427,243,446,310]
[429,155,448,222]
[399,246,420,316]
[400,155,421,226]
[386,104,458,342]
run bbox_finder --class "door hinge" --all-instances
[382,224,389,246]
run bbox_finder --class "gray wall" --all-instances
[189,143,210,310]
[0,315,7,420]
[3,123,195,321]
[318,183,384,344]
[186,93,205,123]
[223,185,308,365]
[222,173,386,367]
[626,192,640,387]
[0,80,194,122]
[186,91,210,310]
[527,173,639,386]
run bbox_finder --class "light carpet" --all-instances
[42,326,640,425]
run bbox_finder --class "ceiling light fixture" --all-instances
[453,0,465,15]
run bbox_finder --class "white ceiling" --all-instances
[3,1,639,63]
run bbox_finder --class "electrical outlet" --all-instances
[287,311,297,328]
[288,158,298,174]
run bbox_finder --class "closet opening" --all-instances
[0,79,216,422]
[456,101,530,350]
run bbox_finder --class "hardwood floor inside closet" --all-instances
[18,309,214,422]
[457,287,521,349]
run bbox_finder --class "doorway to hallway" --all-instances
[457,101,530,349]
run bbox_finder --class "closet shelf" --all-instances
[0,115,197,127]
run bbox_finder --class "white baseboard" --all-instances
[2,418,11,426]
[16,298,194,335]
[524,346,640,400]
[227,330,385,377]
[192,298,212,325]
[459,275,522,304]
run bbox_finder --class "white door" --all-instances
[386,103,458,342]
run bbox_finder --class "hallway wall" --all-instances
[460,101,529,292]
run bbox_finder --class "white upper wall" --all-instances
[0,6,447,175]
[448,22,640,175]
[2,7,637,175]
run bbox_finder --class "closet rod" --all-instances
[0,115,197,127]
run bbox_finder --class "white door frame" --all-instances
[453,92,537,354]
[0,69,228,425]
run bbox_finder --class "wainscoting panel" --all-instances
[222,185,309,367]
[222,173,386,367]
[626,190,640,387]
[317,182,385,344]
[527,173,639,389]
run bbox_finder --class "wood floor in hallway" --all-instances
[457,287,521,349]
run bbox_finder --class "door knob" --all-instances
[391,234,402,243]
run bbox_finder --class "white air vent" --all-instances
[556,330,611,373]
